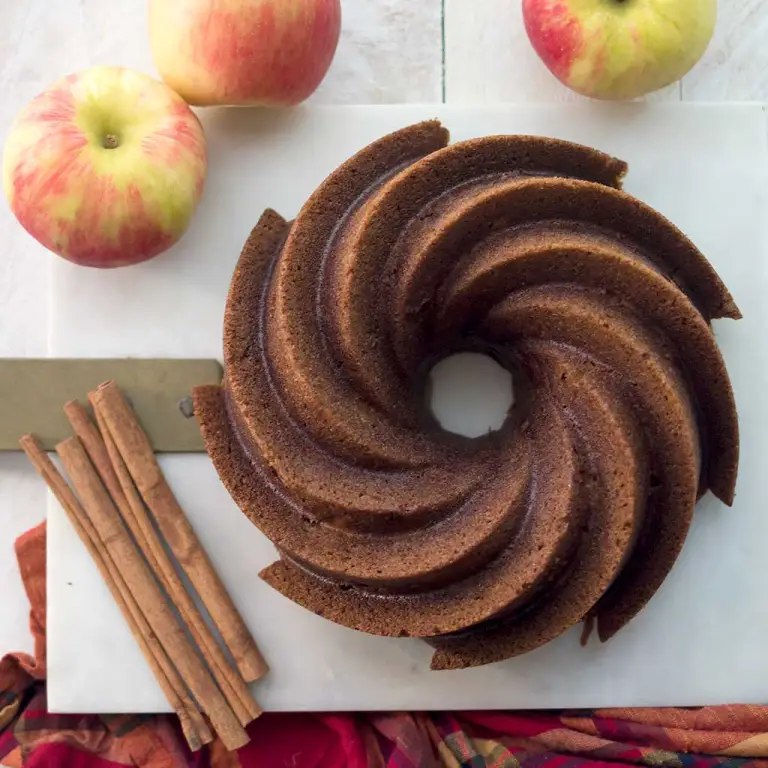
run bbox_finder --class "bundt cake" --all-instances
[193,120,740,670]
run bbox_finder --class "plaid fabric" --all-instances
[3,523,768,768]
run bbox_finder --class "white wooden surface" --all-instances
[1,0,767,672]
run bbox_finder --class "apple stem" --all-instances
[103,134,119,149]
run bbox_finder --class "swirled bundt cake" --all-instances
[193,120,740,670]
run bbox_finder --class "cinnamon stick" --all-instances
[55,435,249,751]
[92,380,268,683]
[19,435,211,752]
[86,393,261,726]
[64,401,126,515]
[64,402,168,580]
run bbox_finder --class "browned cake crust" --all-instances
[193,120,740,670]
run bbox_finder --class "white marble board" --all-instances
[46,103,768,713]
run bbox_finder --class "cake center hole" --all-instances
[428,353,514,438]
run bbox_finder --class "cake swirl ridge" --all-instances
[194,120,740,670]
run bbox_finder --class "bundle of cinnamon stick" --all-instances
[21,380,267,752]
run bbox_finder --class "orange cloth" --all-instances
[12,522,46,679]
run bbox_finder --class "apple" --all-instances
[149,0,342,107]
[2,66,207,268]
[523,0,716,100]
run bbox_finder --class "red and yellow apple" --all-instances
[523,0,716,100]
[149,0,342,107]
[2,66,207,268]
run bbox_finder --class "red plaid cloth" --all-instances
[3,522,768,768]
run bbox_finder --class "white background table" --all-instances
[1,0,766,662]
